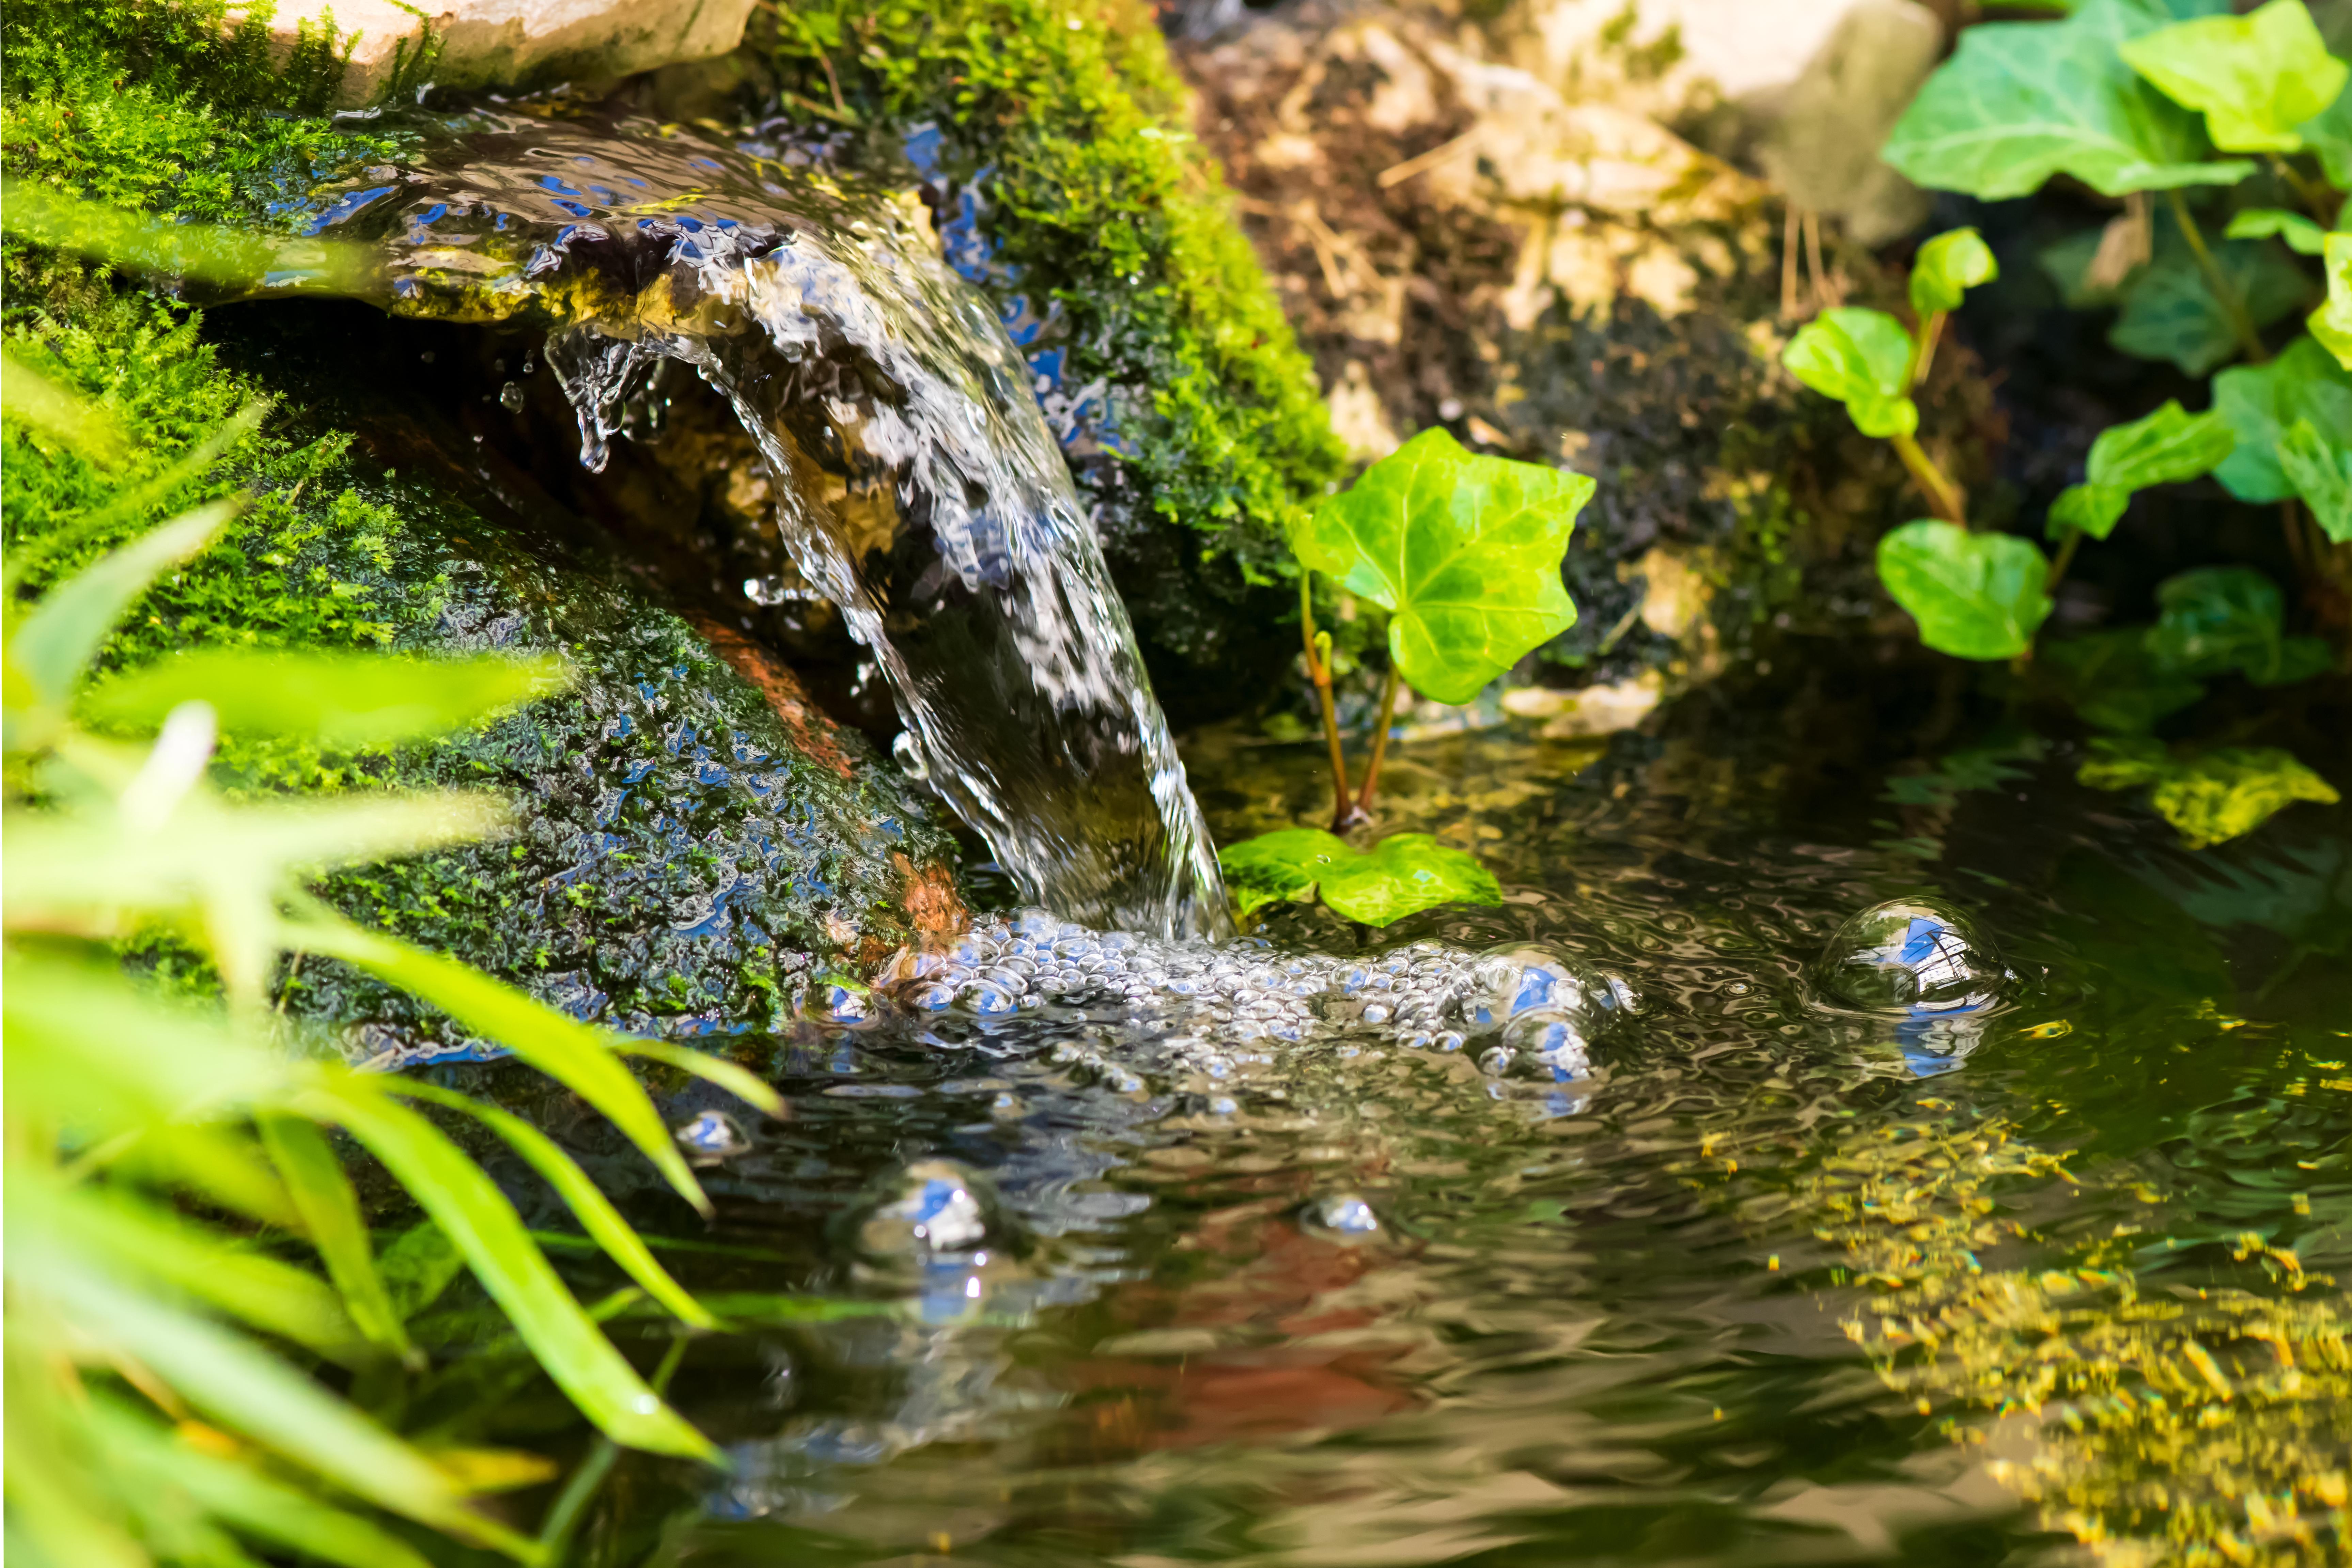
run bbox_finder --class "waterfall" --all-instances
[285,108,1230,939]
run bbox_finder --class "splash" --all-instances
[281,108,1228,938]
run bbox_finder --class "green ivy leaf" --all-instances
[2039,227,2133,309]
[2212,333,2352,500]
[1219,827,1352,917]
[1216,829,1501,926]
[2277,417,2352,540]
[2310,232,2352,369]
[2109,231,2314,374]
[1911,227,2000,316]
[1881,0,2256,199]
[2146,565,2331,683]
[2118,0,2349,153]
[1293,428,1590,705]
[2299,79,2352,186]
[2078,737,2340,848]
[2225,207,2329,255]
[2047,399,2236,539]
[1876,521,2054,660]
[1781,308,1918,438]
[2040,631,2207,731]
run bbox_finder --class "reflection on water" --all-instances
[423,669,2346,1566]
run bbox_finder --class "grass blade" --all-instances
[3,499,236,711]
[291,909,711,1216]
[258,1112,411,1359]
[615,1039,788,1119]
[297,1080,719,1463]
[388,1081,719,1330]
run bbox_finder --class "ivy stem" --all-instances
[2270,155,2336,223]
[1891,431,1967,525]
[1353,663,1403,822]
[1300,573,1360,830]
[2043,530,2084,596]
[1905,309,1946,392]
[2165,188,2268,364]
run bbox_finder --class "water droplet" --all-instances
[1812,899,2004,1014]
[1303,1193,1381,1239]
[498,380,525,411]
[860,1160,993,1256]
[675,1110,749,1160]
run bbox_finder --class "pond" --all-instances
[424,659,2352,1566]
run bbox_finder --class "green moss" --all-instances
[770,0,1345,702]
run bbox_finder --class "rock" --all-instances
[1753,1,1943,247]
[232,0,759,107]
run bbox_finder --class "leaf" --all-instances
[1875,520,2054,659]
[295,1080,718,1462]
[1318,834,1504,926]
[2225,206,2329,255]
[2040,226,2133,308]
[2301,77,2352,186]
[1293,428,1589,704]
[2079,737,2341,847]
[2048,400,2237,538]
[1220,827,1354,916]
[2311,231,2352,368]
[2118,0,2348,153]
[0,178,377,297]
[0,342,130,465]
[386,1080,719,1331]
[2040,630,2207,730]
[1781,308,1919,438]
[3,500,236,719]
[2277,416,2352,540]
[2213,333,2352,499]
[2146,565,2329,683]
[1911,227,2001,315]
[2110,231,2315,374]
[377,1221,469,1323]
[1217,828,1501,925]
[84,650,570,749]
[258,1113,411,1360]
[611,1039,789,1119]
[288,911,712,1218]
[1881,0,2255,199]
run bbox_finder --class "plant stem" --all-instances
[1353,663,1403,821]
[1891,431,1967,524]
[2270,154,2336,222]
[1300,574,1359,830]
[1906,309,1946,392]
[540,1334,691,1555]
[2043,530,2083,595]
[2165,188,2268,364]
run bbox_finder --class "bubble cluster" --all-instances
[871,908,1631,1091]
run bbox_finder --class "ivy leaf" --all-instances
[2040,631,2207,731]
[1910,227,2000,316]
[2118,0,2349,153]
[1876,521,2054,660]
[2277,417,2352,541]
[2046,400,2236,539]
[2078,737,2340,849]
[2310,232,2352,369]
[2146,565,2331,683]
[1881,0,2255,199]
[2212,333,2352,500]
[2109,231,2314,374]
[1293,428,1590,705]
[2299,80,2352,186]
[2225,207,2329,255]
[1318,835,1503,926]
[1781,309,1918,438]
[1216,829,1500,926]
[1219,828,1352,918]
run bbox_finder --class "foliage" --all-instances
[1876,520,2054,659]
[1219,827,1502,926]
[2145,566,2333,684]
[1781,308,1921,438]
[1291,428,1592,706]
[2312,231,2352,367]
[2115,0,2348,155]
[2212,334,2352,502]
[2047,400,2237,540]
[2077,736,2341,846]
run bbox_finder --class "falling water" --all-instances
[278,108,1229,938]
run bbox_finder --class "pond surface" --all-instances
[429,662,2351,1567]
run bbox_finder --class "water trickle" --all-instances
[280,109,1227,938]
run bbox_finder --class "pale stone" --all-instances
[233,0,759,107]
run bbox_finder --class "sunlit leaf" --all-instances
[388,1080,718,1330]
[84,650,571,749]
[2118,0,2348,153]
[1911,228,2000,316]
[1881,0,2255,199]
[258,1113,411,1359]
[2213,333,2352,499]
[2079,736,2341,847]
[2311,232,2352,369]
[287,910,711,1217]
[2225,206,2329,255]
[0,178,378,298]
[610,1039,788,1119]
[0,341,130,465]
[1291,428,1588,704]
[1781,308,1918,438]
[2276,417,2352,540]
[2109,232,2314,374]
[295,1080,719,1462]
[1875,520,2053,660]
[2047,400,2235,539]
[1218,828,1501,926]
